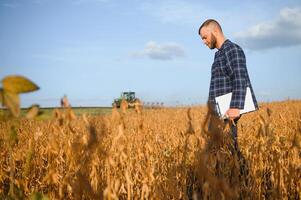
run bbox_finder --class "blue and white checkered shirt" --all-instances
[209,39,258,110]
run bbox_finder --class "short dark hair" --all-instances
[198,19,222,35]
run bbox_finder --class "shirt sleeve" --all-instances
[224,45,247,109]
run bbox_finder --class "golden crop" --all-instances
[0,100,300,199]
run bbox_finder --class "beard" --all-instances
[209,33,217,49]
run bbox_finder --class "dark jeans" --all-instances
[224,116,249,186]
[224,116,241,154]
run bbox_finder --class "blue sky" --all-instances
[0,0,301,107]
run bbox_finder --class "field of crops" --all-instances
[0,100,301,199]
[0,107,112,120]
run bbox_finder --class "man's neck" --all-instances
[216,37,226,49]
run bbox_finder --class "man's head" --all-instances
[198,19,224,49]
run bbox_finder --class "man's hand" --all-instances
[226,108,240,120]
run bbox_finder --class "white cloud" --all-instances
[131,41,185,60]
[234,7,301,50]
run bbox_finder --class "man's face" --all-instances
[200,27,217,50]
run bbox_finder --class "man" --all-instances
[198,19,258,151]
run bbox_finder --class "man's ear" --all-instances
[212,26,219,36]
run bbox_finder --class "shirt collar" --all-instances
[219,39,230,51]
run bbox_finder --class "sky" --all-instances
[0,0,301,107]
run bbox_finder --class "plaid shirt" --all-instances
[209,39,258,110]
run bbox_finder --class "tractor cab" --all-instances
[113,91,137,108]
[121,92,135,102]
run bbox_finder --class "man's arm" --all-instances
[225,45,248,109]
[224,45,248,119]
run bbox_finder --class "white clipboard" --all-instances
[215,87,256,119]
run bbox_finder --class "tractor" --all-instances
[112,91,139,108]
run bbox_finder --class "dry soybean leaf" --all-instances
[26,104,40,119]
[3,91,20,117]
[2,75,39,94]
[0,88,3,105]
[9,125,18,147]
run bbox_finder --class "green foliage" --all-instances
[8,183,25,200]
[30,192,49,200]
